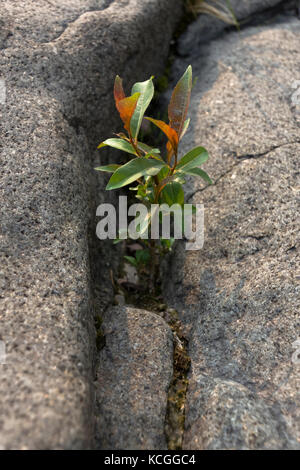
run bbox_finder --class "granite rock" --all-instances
[179,0,296,55]
[0,0,182,450]
[163,16,300,449]
[95,307,173,450]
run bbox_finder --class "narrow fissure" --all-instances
[164,309,191,450]
[106,237,192,450]
[187,140,300,202]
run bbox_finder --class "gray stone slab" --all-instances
[179,0,295,55]
[184,374,299,450]
[0,0,182,450]
[0,1,113,46]
[95,307,173,450]
[163,18,300,449]
[171,17,300,197]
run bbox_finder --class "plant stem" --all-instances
[129,135,142,157]
[171,150,178,174]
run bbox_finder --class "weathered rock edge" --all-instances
[0,0,182,450]
[179,0,297,55]
[96,307,173,450]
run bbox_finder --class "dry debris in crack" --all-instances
[163,308,191,450]
[108,240,191,450]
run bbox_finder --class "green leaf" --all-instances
[94,164,120,173]
[135,249,150,265]
[113,238,124,245]
[139,143,163,161]
[131,77,154,140]
[168,65,192,139]
[124,255,138,267]
[98,138,137,156]
[160,181,184,206]
[172,174,186,184]
[181,167,212,185]
[143,153,163,162]
[176,146,209,172]
[106,157,166,190]
[136,184,147,198]
[137,142,160,155]
[157,166,169,182]
[181,118,190,139]
[160,238,175,251]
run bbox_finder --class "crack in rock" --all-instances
[187,141,300,201]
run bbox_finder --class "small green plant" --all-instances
[124,248,150,270]
[95,66,212,268]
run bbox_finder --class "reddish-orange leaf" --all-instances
[145,117,179,154]
[116,93,140,132]
[114,75,126,104]
[168,65,192,139]
[166,141,174,164]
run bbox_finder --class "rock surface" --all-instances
[164,12,300,449]
[0,0,182,450]
[179,0,296,54]
[95,307,173,450]
[0,0,113,47]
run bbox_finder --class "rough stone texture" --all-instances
[0,0,182,450]
[163,15,300,449]
[179,0,297,55]
[0,0,113,47]
[95,307,173,450]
